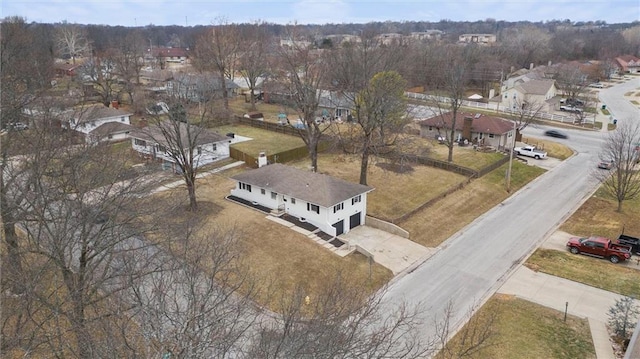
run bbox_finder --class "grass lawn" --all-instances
[151,172,393,310]
[440,294,595,359]
[525,249,640,298]
[213,124,306,155]
[400,161,546,247]
[227,97,291,122]
[521,136,574,160]
[560,187,640,240]
[424,142,507,170]
[288,153,468,222]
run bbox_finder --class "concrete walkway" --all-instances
[149,161,245,194]
[499,266,620,359]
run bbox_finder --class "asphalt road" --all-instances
[379,76,640,350]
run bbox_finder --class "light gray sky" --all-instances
[2,0,639,26]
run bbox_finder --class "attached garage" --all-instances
[332,220,344,236]
[349,212,361,229]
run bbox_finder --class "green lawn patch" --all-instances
[440,295,595,359]
[525,249,640,298]
[213,124,306,155]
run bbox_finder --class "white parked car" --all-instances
[589,83,604,88]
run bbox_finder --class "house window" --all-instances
[212,144,217,151]
[261,189,266,195]
[307,203,319,214]
[239,182,252,192]
[134,139,147,146]
[108,134,113,139]
[428,126,433,131]
[120,116,125,122]
[271,192,277,200]
[291,198,296,204]
[157,145,167,153]
[197,146,202,155]
[488,134,494,138]
[352,195,361,205]
[333,203,344,213]
[478,133,484,139]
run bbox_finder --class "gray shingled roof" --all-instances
[76,106,132,124]
[418,112,514,135]
[130,121,229,147]
[91,122,134,138]
[516,79,555,95]
[231,163,373,208]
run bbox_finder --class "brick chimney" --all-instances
[462,116,473,141]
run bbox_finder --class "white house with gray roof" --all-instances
[129,121,231,169]
[230,163,373,236]
[500,79,557,112]
[65,105,134,143]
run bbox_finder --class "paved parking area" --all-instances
[338,226,435,274]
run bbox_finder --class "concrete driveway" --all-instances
[338,226,435,275]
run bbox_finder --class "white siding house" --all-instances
[130,121,231,170]
[501,79,557,112]
[230,164,373,237]
[65,106,133,142]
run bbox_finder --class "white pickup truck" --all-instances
[514,145,547,159]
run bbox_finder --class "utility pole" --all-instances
[506,120,516,192]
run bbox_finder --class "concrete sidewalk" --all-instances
[149,161,244,194]
[498,266,625,359]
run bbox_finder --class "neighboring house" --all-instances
[318,90,353,120]
[279,38,312,48]
[64,105,133,143]
[140,69,174,93]
[167,72,239,102]
[458,33,496,45]
[54,62,84,77]
[129,121,231,169]
[377,33,405,45]
[614,55,640,74]
[408,30,444,42]
[145,47,190,68]
[418,112,515,149]
[90,122,134,143]
[230,163,373,237]
[501,79,557,112]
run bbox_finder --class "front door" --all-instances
[349,212,361,229]
[333,220,344,236]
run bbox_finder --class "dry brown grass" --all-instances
[400,161,546,247]
[560,187,640,239]
[288,153,468,222]
[521,136,574,160]
[439,294,595,359]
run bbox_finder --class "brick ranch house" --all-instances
[418,112,515,150]
[230,163,373,237]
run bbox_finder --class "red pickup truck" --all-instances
[566,236,632,263]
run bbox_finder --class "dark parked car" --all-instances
[544,129,568,139]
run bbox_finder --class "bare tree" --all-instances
[248,274,433,358]
[138,102,215,211]
[429,47,469,163]
[434,301,497,359]
[77,49,123,107]
[594,121,640,212]
[1,16,54,292]
[55,22,91,64]
[124,224,261,358]
[238,22,271,110]
[350,71,409,185]
[271,27,329,172]
[194,19,240,111]
[506,94,546,141]
[7,120,161,357]
[500,25,551,69]
[111,31,147,107]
